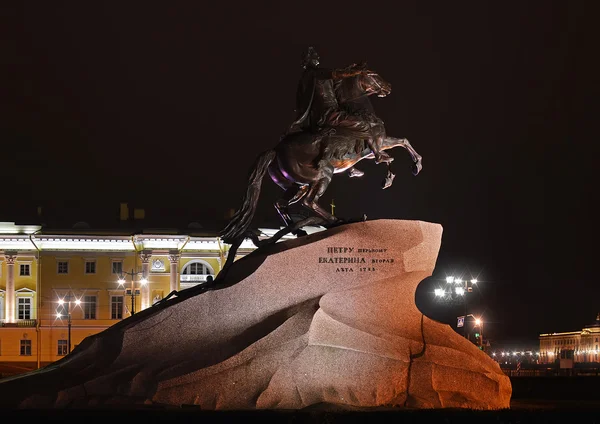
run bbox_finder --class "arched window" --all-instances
[183,262,211,276]
[180,260,215,289]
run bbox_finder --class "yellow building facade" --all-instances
[539,314,600,365]
[0,222,269,375]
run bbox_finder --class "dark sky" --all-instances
[1,2,597,346]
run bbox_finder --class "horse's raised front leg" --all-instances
[384,137,422,176]
[369,134,394,165]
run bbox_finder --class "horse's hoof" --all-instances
[412,160,422,176]
[324,218,343,229]
[348,168,365,178]
[382,171,396,189]
[257,240,269,248]
[292,229,308,237]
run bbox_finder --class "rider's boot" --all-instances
[347,167,365,178]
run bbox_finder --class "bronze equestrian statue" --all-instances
[220,49,422,246]
[288,47,393,170]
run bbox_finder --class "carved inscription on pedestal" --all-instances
[318,246,395,273]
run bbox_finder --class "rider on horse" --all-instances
[288,47,393,176]
[220,49,422,245]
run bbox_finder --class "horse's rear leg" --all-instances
[301,164,338,224]
[269,161,297,227]
[274,185,308,227]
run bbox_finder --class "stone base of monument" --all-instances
[0,220,511,410]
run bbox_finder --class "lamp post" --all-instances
[56,293,81,354]
[454,313,484,348]
[469,314,484,350]
[476,317,484,350]
[444,276,477,338]
[117,269,148,315]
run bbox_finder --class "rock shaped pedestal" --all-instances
[0,220,511,409]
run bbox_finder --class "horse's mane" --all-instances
[334,74,360,103]
[335,73,375,114]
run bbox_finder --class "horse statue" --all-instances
[334,66,415,186]
[220,70,422,246]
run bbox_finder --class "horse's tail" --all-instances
[220,149,276,244]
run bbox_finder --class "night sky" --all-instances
[1,2,597,347]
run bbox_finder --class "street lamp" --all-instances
[445,275,478,337]
[472,315,484,350]
[117,268,148,315]
[56,294,81,354]
[434,288,446,297]
[458,313,484,348]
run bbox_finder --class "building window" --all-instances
[183,262,211,275]
[18,298,31,320]
[85,261,96,274]
[83,295,97,319]
[112,261,123,275]
[57,340,68,356]
[180,261,214,289]
[20,264,30,276]
[111,296,123,320]
[57,261,69,274]
[20,340,32,356]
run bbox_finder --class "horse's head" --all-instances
[360,70,392,98]
[335,64,392,107]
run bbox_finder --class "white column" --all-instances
[168,253,180,293]
[5,254,16,323]
[140,252,152,311]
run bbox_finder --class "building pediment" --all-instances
[15,288,35,293]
